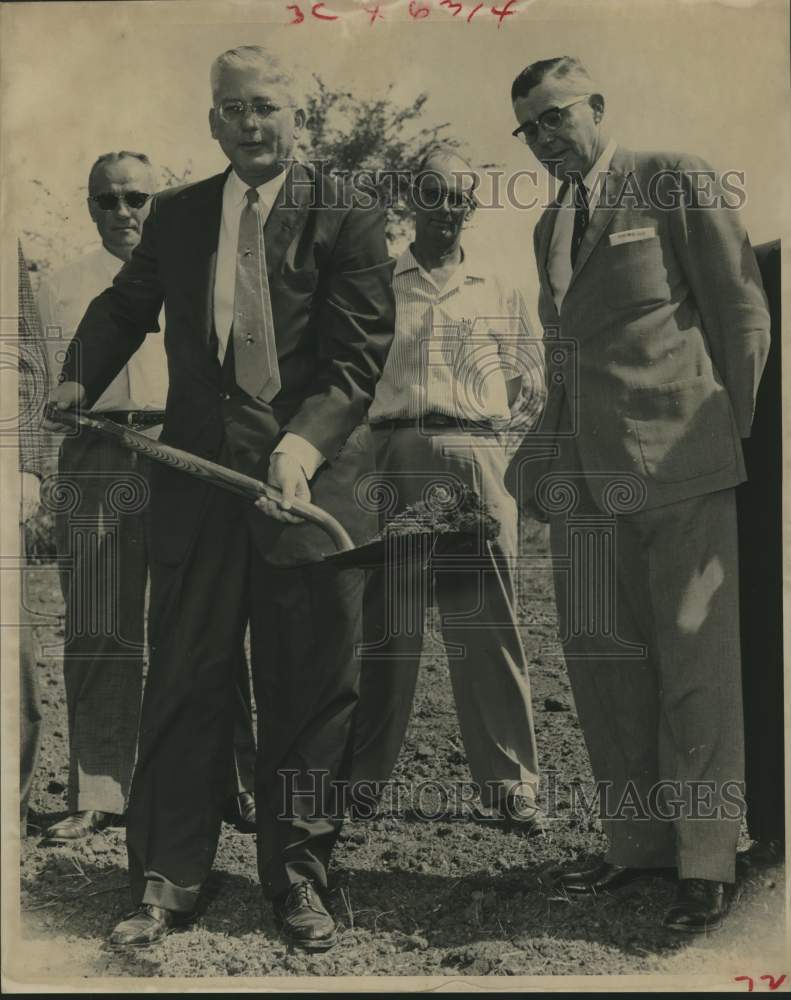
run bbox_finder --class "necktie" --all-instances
[570,179,590,271]
[232,188,281,401]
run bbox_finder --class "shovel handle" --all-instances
[46,406,355,553]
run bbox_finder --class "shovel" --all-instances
[45,406,454,569]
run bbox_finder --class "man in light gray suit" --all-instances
[506,56,770,932]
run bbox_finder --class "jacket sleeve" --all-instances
[283,202,395,461]
[664,155,770,438]
[62,198,164,407]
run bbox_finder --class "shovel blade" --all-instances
[320,531,480,569]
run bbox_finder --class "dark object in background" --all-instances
[737,239,784,848]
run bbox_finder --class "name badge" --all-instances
[609,227,657,246]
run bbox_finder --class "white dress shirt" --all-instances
[369,245,545,436]
[38,246,168,411]
[548,138,618,312]
[214,168,322,478]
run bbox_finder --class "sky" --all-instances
[3,0,788,323]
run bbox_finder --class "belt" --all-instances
[95,410,166,428]
[371,414,499,433]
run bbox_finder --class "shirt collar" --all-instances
[583,137,618,191]
[393,244,486,287]
[394,245,420,277]
[225,167,288,209]
[559,138,618,211]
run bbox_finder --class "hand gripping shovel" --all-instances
[44,407,472,569]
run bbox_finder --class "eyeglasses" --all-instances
[512,95,591,145]
[410,183,476,213]
[89,191,151,211]
[216,100,294,124]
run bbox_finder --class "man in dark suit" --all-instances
[49,45,395,951]
[506,57,770,931]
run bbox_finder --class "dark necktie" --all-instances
[570,179,590,271]
[233,187,281,401]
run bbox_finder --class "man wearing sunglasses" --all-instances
[351,147,546,832]
[49,47,395,952]
[505,57,770,932]
[38,151,258,844]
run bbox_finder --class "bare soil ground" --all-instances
[11,521,788,987]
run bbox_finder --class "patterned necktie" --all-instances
[233,187,281,401]
[570,179,590,270]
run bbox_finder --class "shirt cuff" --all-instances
[271,432,325,480]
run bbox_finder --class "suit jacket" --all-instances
[506,147,771,514]
[64,162,396,565]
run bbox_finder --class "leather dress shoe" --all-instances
[44,810,117,841]
[109,904,191,948]
[273,880,337,951]
[223,792,257,834]
[495,794,546,837]
[663,878,731,933]
[558,859,676,894]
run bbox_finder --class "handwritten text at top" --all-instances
[286,0,520,28]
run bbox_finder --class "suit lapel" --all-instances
[182,168,227,344]
[262,161,313,281]
[536,183,566,321]
[565,147,635,296]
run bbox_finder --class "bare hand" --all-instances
[44,381,86,430]
[255,452,310,524]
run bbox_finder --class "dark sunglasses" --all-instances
[90,191,151,211]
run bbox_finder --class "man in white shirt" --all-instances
[39,151,257,841]
[351,147,546,831]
